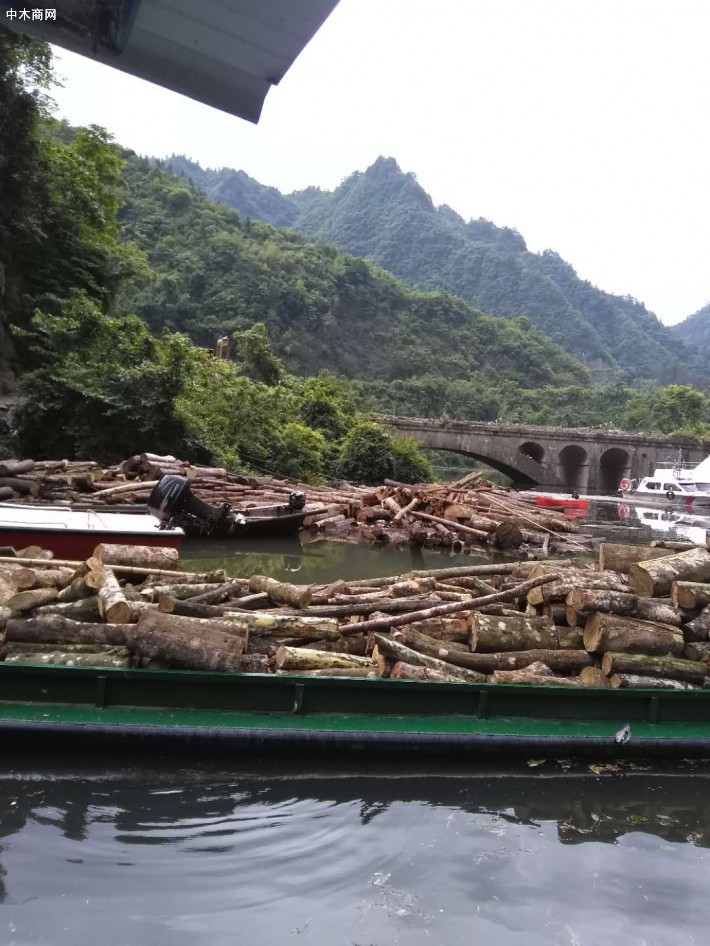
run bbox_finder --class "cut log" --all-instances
[93,479,159,498]
[128,610,246,672]
[565,589,683,628]
[141,582,226,602]
[97,570,131,624]
[92,543,180,571]
[303,667,379,678]
[11,567,75,591]
[5,615,133,644]
[601,652,706,684]
[248,575,314,608]
[542,603,568,626]
[598,543,670,574]
[610,673,700,691]
[0,477,39,496]
[132,609,249,642]
[671,582,710,610]
[390,662,464,683]
[188,581,249,606]
[0,459,34,476]
[392,627,592,673]
[221,611,340,639]
[491,522,524,550]
[338,573,561,636]
[527,573,629,606]
[274,647,374,672]
[684,605,710,643]
[0,486,13,501]
[683,642,710,665]
[57,576,97,604]
[6,587,59,611]
[390,578,437,597]
[302,635,367,656]
[579,667,612,687]
[629,548,710,598]
[157,595,228,619]
[41,596,101,621]
[372,633,486,682]
[583,613,684,656]
[469,613,558,652]
[4,650,130,668]
[556,626,585,649]
[491,662,580,686]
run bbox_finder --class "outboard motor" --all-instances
[148,475,227,532]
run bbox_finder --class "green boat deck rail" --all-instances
[2,663,710,757]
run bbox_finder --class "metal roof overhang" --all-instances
[1,0,340,122]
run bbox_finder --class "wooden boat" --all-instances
[0,502,182,560]
[535,496,589,511]
[3,662,710,758]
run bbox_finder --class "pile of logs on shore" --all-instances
[0,456,592,555]
[3,539,710,690]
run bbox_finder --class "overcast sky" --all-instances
[51,0,710,325]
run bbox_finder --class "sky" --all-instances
[49,0,710,326]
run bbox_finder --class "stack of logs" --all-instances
[0,456,591,555]
[2,539,710,689]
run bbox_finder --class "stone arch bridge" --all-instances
[378,416,709,492]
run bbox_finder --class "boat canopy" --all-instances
[1,0,340,122]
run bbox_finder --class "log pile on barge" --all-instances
[0,457,592,554]
[2,539,710,690]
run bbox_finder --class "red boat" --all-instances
[534,495,589,511]
[0,503,182,560]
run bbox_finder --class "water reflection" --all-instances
[2,761,710,944]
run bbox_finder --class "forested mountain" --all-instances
[673,303,710,349]
[119,156,588,390]
[166,155,703,384]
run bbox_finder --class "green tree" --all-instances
[232,322,284,385]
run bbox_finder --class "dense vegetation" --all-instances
[168,155,706,385]
[0,31,431,483]
[673,302,710,349]
[119,156,588,390]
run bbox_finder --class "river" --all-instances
[2,757,710,945]
[3,497,710,944]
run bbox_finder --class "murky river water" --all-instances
[4,497,710,944]
[2,759,710,946]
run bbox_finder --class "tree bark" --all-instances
[671,582,710,610]
[556,626,585,649]
[527,573,629,606]
[57,575,98,604]
[248,575,314,608]
[684,605,710,643]
[41,596,101,621]
[93,543,180,571]
[302,635,367,656]
[598,543,670,574]
[133,609,249,642]
[0,477,39,496]
[5,615,133,644]
[469,613,559,652]
[565,590,683,628]
[129,611,247,672]
[610,673,700,691]
[392,626,592,672]
[188,580,249,605]
[11,567,75,591]
[372,633,486,682]
[338,573,561,636]
[682,641,710,665]
[390,662,464,683]
[221,611,341,640]
[141,582,227,602]
[157,595,228,619]
[4,650,131,668]
[98,570,131,624]
[491,662,580,686]
[629,548,710,598]
[583,613,684,656]
[274,647,374,672]
[601,652,706,684]
[0,459,34,476]
[6,587,59,611]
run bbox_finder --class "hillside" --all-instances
[166,155,703,384]
[118,155,588,391]
[673,303,710,349]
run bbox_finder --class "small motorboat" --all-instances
[147,475,316,539]
[618,469,710,509]
[0,502,183,560]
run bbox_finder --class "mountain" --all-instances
[672,303,710,349]
[163,155,703,384]
[119,155,588,391]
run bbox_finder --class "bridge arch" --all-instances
[519,441,545,463]
[599,447,631,494]
[419,446,540,485]
[557,444,589,490]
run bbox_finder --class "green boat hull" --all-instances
[2,663,710,757]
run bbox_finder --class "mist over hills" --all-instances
[165,154,706,385]
[672,302,710,349]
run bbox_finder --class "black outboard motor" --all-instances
[148,475,226,531]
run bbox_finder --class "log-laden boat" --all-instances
[0,503,183,560]
[3,661,710,758]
